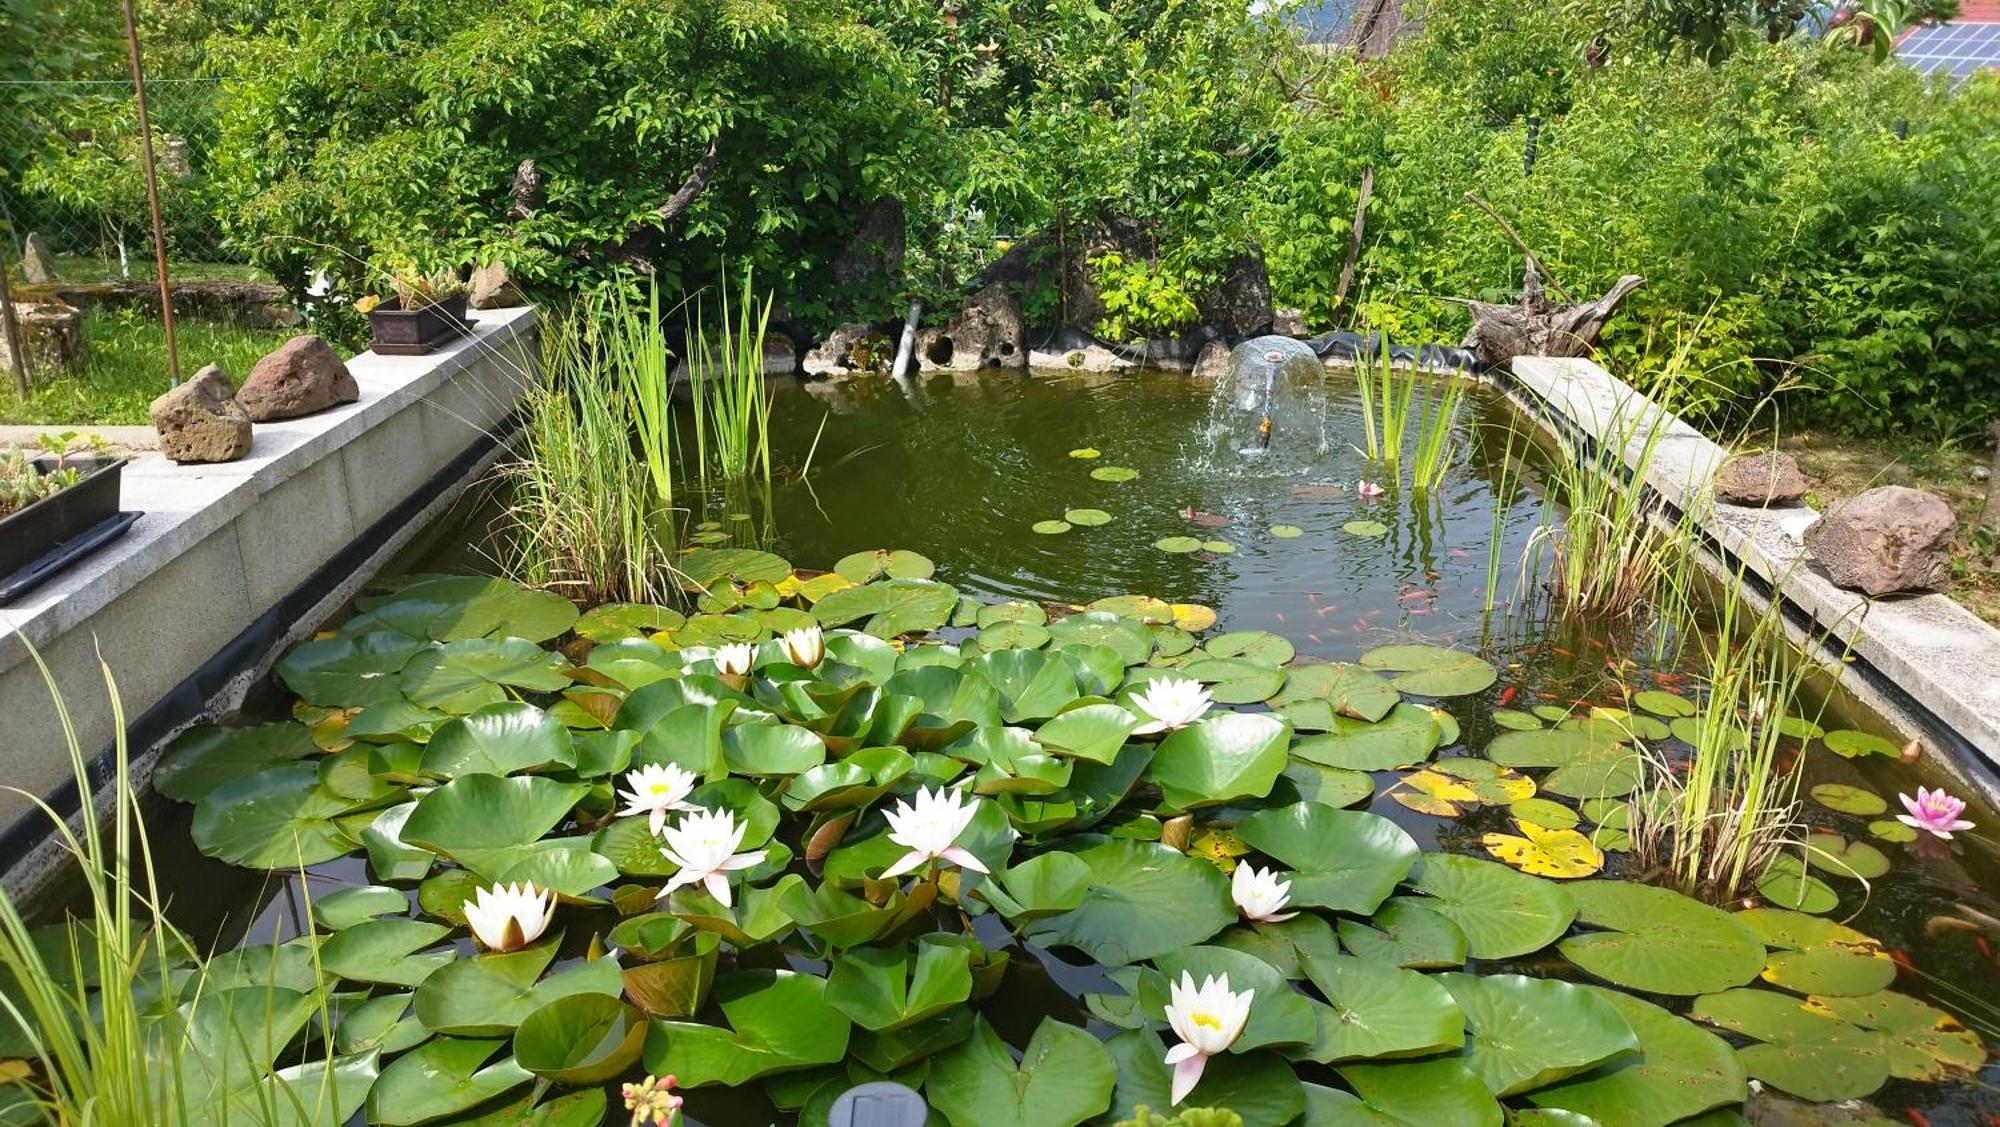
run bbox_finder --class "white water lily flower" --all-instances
[657,808,767,907]
[713,642,756,678]
[879,786,988,879]
[616,762,700,836]
[1231,863,1298,922]
[1130,677,1213,734]
[780,625,825,668]
[463,881,555,953]
[1163,971,1254,1105]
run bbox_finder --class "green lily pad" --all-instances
[1102,1027,1304,1127]
[1142,945,1318,1052]
[1201,539,1236,554]
[813,578,960,639]
[1033,520,1072,535]
[1049,611,1153,666]
[1866,819,1918,843]
[1154,536,1203,553]
[1405,854,1577,959]
[1559,881,1766,995]
[512,994,647,1084]
[1035,704,1142,765]
[1360,644,1497,696]
[1069,448,1101,459]
[1492,708,1544,731]
[1803,833,1890,881]
[646,969,852,1087]
[1757,855,1840,914]
[1234,803,1418,914]
[1438,972,1641,1096]
[1510,797,1581,831]
[1291,703,1441,771]
[1809,783,1886,815]
[825,936,974,1032]
[1334,1058,1503,1127]
[1024,838,1234,966]
[1633,690,1696,718]
[1292,953,1465,1063]
[190,764,356,870]
[420,702,575,778]
[573,603,684,643]
[1270,524,1304,538]
[1180,656,1286,705]
[365,1036,532,1125]
[1529,987,1748,1126]
[402,774,590,865]
[313,885,410,931]
[928,1016,1115,1127]
[1272,662,1399,727]
[413,941,622,1035]
[674,547,792,591]
[1342,519,1389,538]
[834,548,936,583]
[1689,988,1892,1101]
[1488,728,1641,800]
[1337,898,1468,968]
[1091,465,1139,482]
[1280,761,1376,809]
[400,638,573,714]
[1205,630,1295,666]
[1147,712,1291,810]
[156,723,319,803]
[1065,508,1113,526]
[1809,990,1986,1081]
[1823,730,1899,759]
[321,917,455,988]
[360,576,579,642]
[277,631,428,708]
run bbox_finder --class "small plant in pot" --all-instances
[0,432,130,600]
[356,266,472,355]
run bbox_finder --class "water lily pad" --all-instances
[834,548,936,583]
[1809,783,1885,815]
[928,1016,1115,1127]
[1200,539,1236,554]
[1823,730,1899,759]
[1865,819,1918,843]
[1065,508,1113,526]
[1180,656,1286,704]
[191,764,356,870]
[1271,662,1398,728]
[1803,833,1889,881]
[361,576,580,643]
[1360,644,1497,696]
[1807,990,1985,1081]
[1069,447,1101,459]
[1091,465,1139,482]
[1090,594,1173,623]
[675,547,791,592]
[1510,796,1581,831]
[414,940,622,1035]
[813,578,960,639]
[1291,703,1440,771]
[1488,729,1640,800]
[1143,945,1318,1052]
[1050,611,1153,666]
[402,774,590,865]
[1689,988,1891,1101]
[278,631,427,708]
[365,1036,531,1126]
[1154,536,1203,553]
[313,885,410,931]
[1493,708,1544,731]
[400,638,572,713]
[573,603,685,643]
[1405,854,1576,959]
[825,936,974,1032]
[1035,704,1142,765]
[1337,899,1468,968]
[1171,603,1217,631]
[156,723,320,803]
[1024,838,1234,965]
[1482,821,1605,879]
[1148,712,1291,810]
[1270,524,1304,538]
[420,702,575,778]
[1281,761,1376,809]
[1102,1027,1304,1126]
[513,994,647,1084]
[1529,987,1748,1126]
[1204,630,1294,667]
[1342,519,1389,538]
[1559,881,1766,995]
[1033,520,1072,535]
[1235,803,1418,914]
[1334,1058,1503,1127]
[1633,690,1696,718]
[643,969,851,1087]
[321,918,455,988]
[1438,972,1640,1096]
[1292,953,1465,1063]
[1757,855,1840,914]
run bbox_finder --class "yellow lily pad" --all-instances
[1171,603,1219,632]
[1482,820,1605,879]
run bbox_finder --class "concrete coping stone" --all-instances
[0,306,538,667]
[1507,355,2000,770]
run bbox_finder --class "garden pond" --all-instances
[123,367,2000,1125]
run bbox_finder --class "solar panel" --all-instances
[1896,21,2000,82]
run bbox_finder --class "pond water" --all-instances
[138,364,2000,1125]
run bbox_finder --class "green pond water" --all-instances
[141,366,2000,1125]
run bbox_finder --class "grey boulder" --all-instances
[916,283,1027,371]
[236,335,358,421]
[151,364,253,463]
[1804,485,1957,596]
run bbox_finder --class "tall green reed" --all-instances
[1350,339,1463,490]
[686,271,774,485]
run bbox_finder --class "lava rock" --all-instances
[915,283,1027,371]
[1192,340,1231,380]
[19,233,58,284]
[150,364,253,463]
[467,262,526,309]
[1803,485,1957,596]
[1714,452,1808,507]
[236,335,358,422]
[803,323,893,379]
[1195,250,1274,339]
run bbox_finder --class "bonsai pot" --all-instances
[0,456,130,600]
[367,293,472,356]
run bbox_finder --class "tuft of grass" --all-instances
[0,309,292,427]
[1350,339,1464,490]
[686,270,775,485]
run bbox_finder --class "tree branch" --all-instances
[657,132,723,222]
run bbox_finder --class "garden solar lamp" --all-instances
[828,1081,928,1127]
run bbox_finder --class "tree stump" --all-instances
[1459,266,1645,370]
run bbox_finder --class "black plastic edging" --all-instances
[0,411,522,875]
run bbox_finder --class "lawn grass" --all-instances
[0,308,294,426]
[1776,428,1999,627]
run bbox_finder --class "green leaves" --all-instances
[419,702,575,777]
[1558,881,1766,995]
[402,775,588,863]
[1437,972,1639,1096]
[825,936,975,1031]
[1234,803,1418,914]
[643,970,852,1087]
[1025,838,1234,965]
[928,1017,1115,1127]
[1405,854,1576,959]
[813,578,959,638]
[1148,712,1291,809]
[366,1037,531,1125]
[190,764,356,870]
[413,941,622,1035]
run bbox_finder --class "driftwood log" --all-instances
[1459,266,1644,370]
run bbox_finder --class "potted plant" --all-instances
[0,432,131,600]
[357,266,472,356]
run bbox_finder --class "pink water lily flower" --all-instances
[1897,786,1975,840]
[1356,480,1385,500]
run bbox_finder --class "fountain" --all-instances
[1201,334,1331,474]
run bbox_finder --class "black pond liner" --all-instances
[0,457,138,607]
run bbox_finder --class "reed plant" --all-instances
[1351,339,1464,490]
[1483,425,1526,614]
[502,299,678,605]
[686,271,775,485]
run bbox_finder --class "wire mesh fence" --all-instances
[0,77,258,284]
